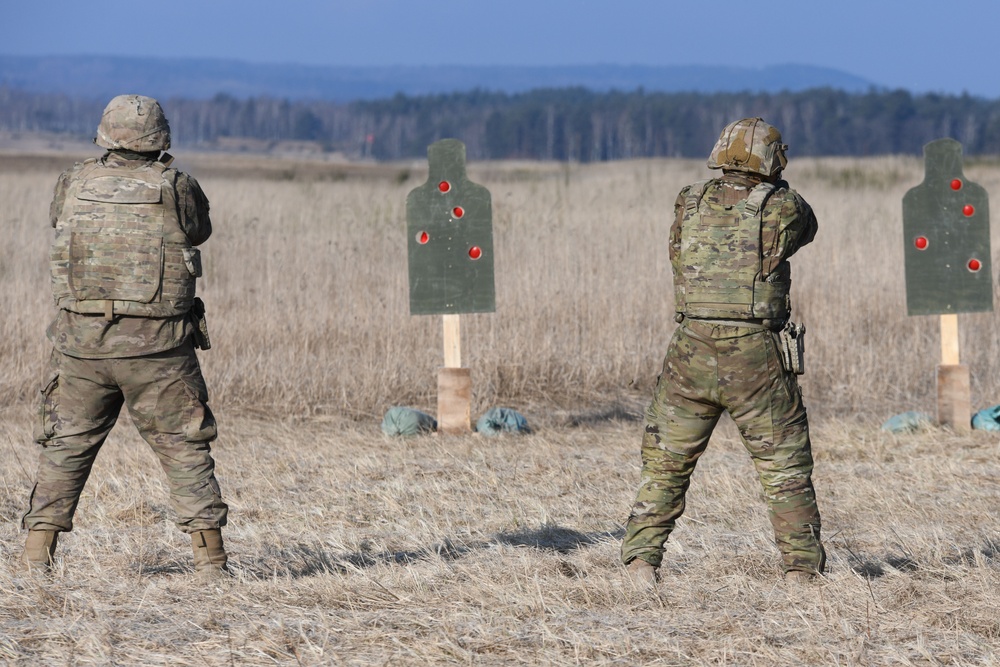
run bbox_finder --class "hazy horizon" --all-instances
[3,0,999,98]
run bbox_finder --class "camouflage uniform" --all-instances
[621,118,825,577]
[22,95,228,577]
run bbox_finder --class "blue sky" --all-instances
[2,0,997,97]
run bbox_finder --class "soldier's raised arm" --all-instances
[760,186,818,277]
[668,185,692,276]
[48,168,77,227]
[778,186,818,254]
[174,172,212,246]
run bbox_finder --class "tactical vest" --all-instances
[50,158,200,318]
[674,179,791,322]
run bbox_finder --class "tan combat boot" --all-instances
[784,570,818,585]
[191,529,229,581]
[625,558,658,586]
[22,529,59,573]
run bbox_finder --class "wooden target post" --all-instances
[406,139,495,434]
[936,314,970,432]
[903,138,993,434]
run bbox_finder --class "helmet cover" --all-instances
[707,117,787,178]
[94,94,171,152]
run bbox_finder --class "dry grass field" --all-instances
[1,149,999,665]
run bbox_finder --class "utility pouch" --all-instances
[190,297,212,351]
[182,247,202,277]
[778,321,805,374]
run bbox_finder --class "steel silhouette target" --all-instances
[903,138,992,316]
[407,139,495,316]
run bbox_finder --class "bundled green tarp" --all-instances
[381,407,437,437]
[972,405,1000,431]
[880,411,932,433]
[881,406,1000,432]
[476,407,530,436]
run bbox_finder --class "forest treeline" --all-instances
[3,86,1000,160]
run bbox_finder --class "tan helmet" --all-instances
[707,117,787,178]
[94,94,171,152]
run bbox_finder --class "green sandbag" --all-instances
[972,405,1000,431]
[880,411,932,433]
[382,407,437,437]
[476,407,530,436]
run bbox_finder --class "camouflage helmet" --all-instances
[94,94,171,152]
[707,117,787,178]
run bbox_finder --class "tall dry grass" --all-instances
[3,152,999,422]
[1,151,999,665]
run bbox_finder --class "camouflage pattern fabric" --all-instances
[670,174,817,287]
[46,151,211,359]
[94,95,171,152]
[620,321,825,573]
[47,312,195,360]
[22,342,227,533]
[673,180,793,321]
[50,154,209,243]
[22,141,226,538]
[51,154,204,320]
[621,170,824,575]
[707,117,787,178]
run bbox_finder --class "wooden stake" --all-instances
[443,314,461,368]
[940,313,960,365]
[937,364,971,434]
[438,367,472,434]
[937,313,970,433]
[438,314,471,433]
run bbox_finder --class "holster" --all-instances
[777,321,805,374]
[190,297,212,350]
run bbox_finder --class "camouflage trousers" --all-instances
[621,320,825,574]
[22,342,228,534]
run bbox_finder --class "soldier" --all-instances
[621,118,825,585]
[21,95,229,580]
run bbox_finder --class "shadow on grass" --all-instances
[563,402,642,427]
[138,561,190,577]
[845,551,918,579]
[848,558,886,579]
[843,537,999,579]
[942,537,1000,566]
[493,524,619,553]
[231,524,621,579]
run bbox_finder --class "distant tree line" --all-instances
[3,85,1000,160]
